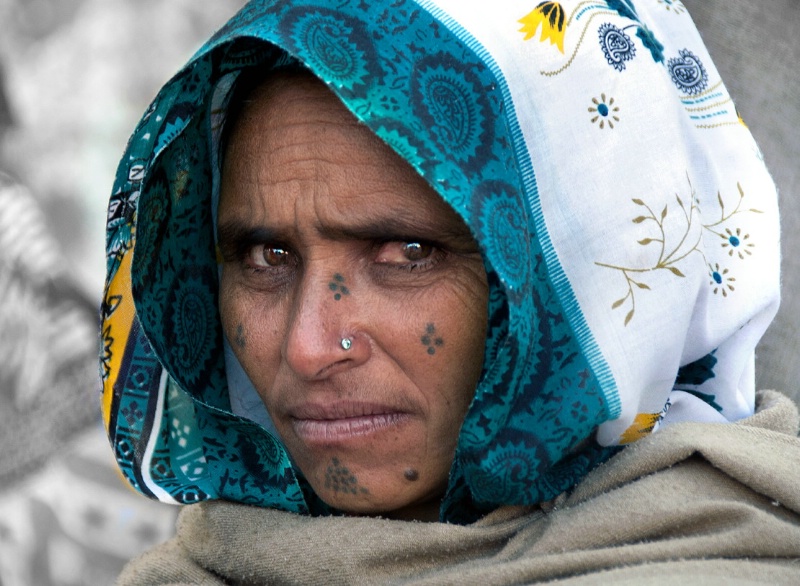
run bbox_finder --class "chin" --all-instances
[308,468,448,521]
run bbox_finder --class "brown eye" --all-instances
[248,245,291,267]
[401,242,433,261]
[374,241,443,274]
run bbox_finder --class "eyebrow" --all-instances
[217,223,281,259]
[317,215,475,246]
[217,214,478,256]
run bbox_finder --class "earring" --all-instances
[340,337,352,351]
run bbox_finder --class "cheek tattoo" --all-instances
[420,323,444,355]
[328,273,350,301]
[235,323,246,348]
[325,457,369,496]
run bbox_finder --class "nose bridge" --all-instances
[283,259,355,379]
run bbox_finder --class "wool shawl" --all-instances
[118,391,800,584]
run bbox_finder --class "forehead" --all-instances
[218,72,468,235]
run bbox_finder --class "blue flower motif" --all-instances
[709,263,735,297]
[721,228,754,259]
[599,23,636,71]
[589,93,620,128]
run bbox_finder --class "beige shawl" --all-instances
[118,391,800,585]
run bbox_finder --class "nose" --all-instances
[283,270,369,380]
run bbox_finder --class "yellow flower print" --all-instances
[620,412,661,444]
[519,2,566,54]
[736,106,748,128]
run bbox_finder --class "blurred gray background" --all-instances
[0,0,245,298]
[0,2,245,584]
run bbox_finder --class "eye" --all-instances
[375,241,437,267]
[246,244,293,268]
[401,242,433,262]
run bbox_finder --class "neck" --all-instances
[384,498,442,522]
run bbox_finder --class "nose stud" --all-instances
[340,337,352,351]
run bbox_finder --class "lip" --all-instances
[288,402,410,444]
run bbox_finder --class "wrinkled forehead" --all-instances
[215,65,475,246]
[218,67,331,169]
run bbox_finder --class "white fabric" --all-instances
[425,0,780,444]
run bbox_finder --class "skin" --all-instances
[217,72,488,521]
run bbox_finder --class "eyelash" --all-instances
[236,241,446,275]
[373,241,446,273]
[245,245,293,269]
[231,244,298,294]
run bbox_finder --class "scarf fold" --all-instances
[102,0,781,523]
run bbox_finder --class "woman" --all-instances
[104,0,800,582]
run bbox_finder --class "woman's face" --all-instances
[217,73,488,520]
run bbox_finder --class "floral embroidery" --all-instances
[708,263,735,297]
[598,23,636,71]
[596,186,700,325]
[720,228,754,259]
[635,23,664,63]
[619,412,660,444]
[736,107,748,127]
[668,48,708,95]
[702,182,762,257]
[596,179,761,325]
[521,1,665,77]
[518,2,566,53]
[678,79,741,129]
[656,0,686,14]
[602,1,664,62]
[589,93,620,128]
[619,398,671,444]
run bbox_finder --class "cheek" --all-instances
[439,272,489,403]
[431,268,489,362]
[392,270,488,405]
[218,277,245,346]
[218,278,283,371]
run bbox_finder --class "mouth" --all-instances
[289,402,410,444]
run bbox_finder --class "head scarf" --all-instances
[102,0,779,523]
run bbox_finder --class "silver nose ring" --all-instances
[340,337,352,351]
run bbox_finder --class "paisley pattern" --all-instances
[284,8,380,95]
[168,272,217,385]
[411,56,492,169]
[598,23,636,71]
[470,441,543,503]
[102,0,780,524]
[668,48,708,95]
[473,181,531,295]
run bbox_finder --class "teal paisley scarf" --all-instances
[102,0,780,523]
